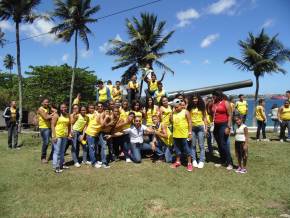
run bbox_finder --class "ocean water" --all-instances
[242,99,284,126]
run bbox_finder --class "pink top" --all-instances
[212,100,228,124]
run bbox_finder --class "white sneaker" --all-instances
[74,163,81,168]
[261,138,270,142]
[226,165,233,170]
[102,164,111,169]
[280,139,284,142]
[94,163,102,168]
[256,139,261,142]
[197,162,204,169]
[126,158,132,163]
[97,161,102,165]
[192,160,198,168]
[214,163,222,168]
[62,165,69,169]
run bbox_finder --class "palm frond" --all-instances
[224,57,251,71]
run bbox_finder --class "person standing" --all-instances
[170,99,193,172]
[127,74,139,105]
[154,82,167,104]
[159,96,172,128]
[112,81,123,101]
[72,93,81,105]
[2,101,20,149]
[278,100,290,142]
[37,99,54,163]
[211,91,233,170]
[255,98,268,141]
[96,80,111,104]
[188,94,207,169]
[51,103,70,173]
[144,72,165,97]
[269,104,279,133]
[286,90,290,102]
[235,94,248,123]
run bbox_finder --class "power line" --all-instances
[4,0,163,45]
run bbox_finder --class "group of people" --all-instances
[2,71,290,174]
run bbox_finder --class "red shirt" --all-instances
[212,100,228,124]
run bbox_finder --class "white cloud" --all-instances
[81,49,93,58]
[20,19,59,45]
[261,19,274,28]
[207,0,236,15]
[99,34,122,53]
[62,53,69,62]
[176,8,200,28]
[0,20,13,32]
[203,59,210,64]
[200,33,220,48]
[180,59,191,65]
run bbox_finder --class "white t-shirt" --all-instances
[235,124,247,142]
[123,125,148,144]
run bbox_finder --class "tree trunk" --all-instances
[16,22,23,132]
[9,68,13,95]
[69,31,78,114]
[252,74,260,126]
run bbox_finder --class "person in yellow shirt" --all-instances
[154,82,167,104]
[144,97,159,127]
[72,93,81,105]
[144,72,165,97]
[255,98,268,141]
[96,80,111,103]
[159,96,172,128]
[71,105,89,167]
[151,115,173,163]
[131,100,144,121]
[278,100,290,142]
[286,90,290,103]
[127,74,139,105]
[188,94,207,169]
[235,94,248,123]
[112,81,123,101]
[37,99,54,163]
[51,103,71,173]
[170,99,193,172]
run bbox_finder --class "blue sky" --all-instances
[0,0,290,95]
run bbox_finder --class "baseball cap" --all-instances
[170,98,182,107]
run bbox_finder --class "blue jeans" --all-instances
[156,138,173,163]
[112,134,131,159]
[213,122,233,165]
[98,133,108,164]
[191,126,205,162]
[272,119,279,133]
[71,130,82,164]
[40,128,52,159]
[52,137,67,169]
[87,135,97,165]
[173,138,191,157]
[130,142,152,163]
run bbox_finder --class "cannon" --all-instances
[167,79,253,100]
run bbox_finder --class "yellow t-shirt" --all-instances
[55,114,70,138]
[160,106,172,127]
[131,110,143,119]
[281,106,290,120]
[191,108,204,127]
[120,109,131,129]
[38,107,51,129]
[255,105,265,121]
[155,90,166,103]
[85,113,101,137]
[158,124,173,146]
[73,114,88,132]
[98,87,108,103]
[149,80,158,92]
[173,109,188,138]
[145,106,158,126]
[128,81,139,90]
[112,87,122,101]
[236,101,248,115]
[10,108,16,122]
[73,98,79,105]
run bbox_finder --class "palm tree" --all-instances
[225,29,290,125]
[225,29,290,103]
[0,0,42,129]
[51,0,100,112]
[0,27,6,47]
[3,54,16,91]
[107,13,184,97]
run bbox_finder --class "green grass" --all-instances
[0,133,289,218]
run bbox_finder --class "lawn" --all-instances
[0,132,289,218]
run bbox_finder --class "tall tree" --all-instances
[107,13,184,96]
[0,0,42,129]
[225,29,290,124]
[0,27,6,47]
[51,0,100,112]
[3,54,16,92]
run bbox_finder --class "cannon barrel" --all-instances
[167,79,253,99]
